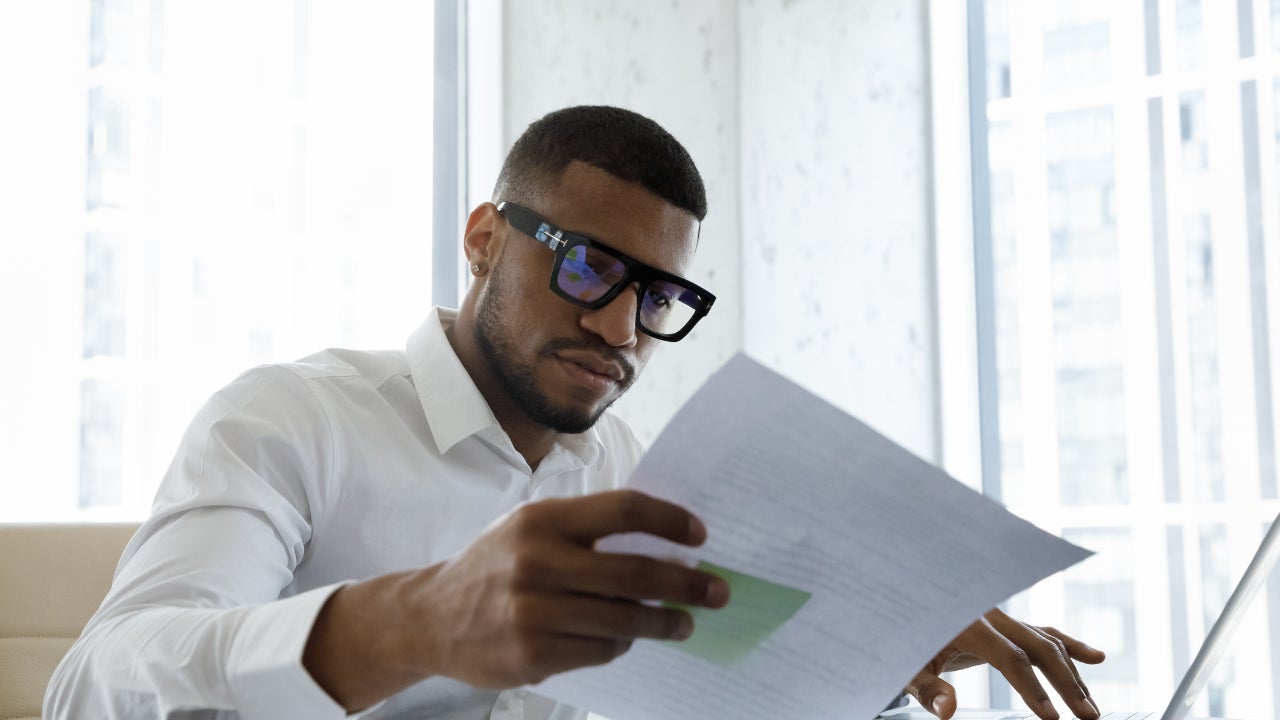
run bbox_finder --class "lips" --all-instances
[554,351,626,383]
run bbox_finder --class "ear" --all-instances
[463,202,505,271]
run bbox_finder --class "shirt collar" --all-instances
[406,307,602,467]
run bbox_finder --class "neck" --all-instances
[445,312,558,471]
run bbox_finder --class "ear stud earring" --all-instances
[472,264,483,275]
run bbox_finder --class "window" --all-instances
[0,1,442,521]
[967,1,1280,717]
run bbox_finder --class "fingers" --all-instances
[978,611,1100,720]
[513,593,694,642]
[510,634,633,687]
[986,644,1060,720]
[497,594,690,688]
[538,490,707,547]
[423,492,716,690]
[952,617,1059,719]
[1034,626,1102,720]
[509,492,729,609]
[556,550,730,608]
[905,669,956,720]
[1042,625,1106,664]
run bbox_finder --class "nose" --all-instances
[579,284,640,348]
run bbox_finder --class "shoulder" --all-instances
[280,347,408,387]
[195,348,410,442]
[158,350,409,517]
[218,348,409,407]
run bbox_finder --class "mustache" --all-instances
[541,338,637,385]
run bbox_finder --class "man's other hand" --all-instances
[904,608,1106,720]
[303,490,729,710]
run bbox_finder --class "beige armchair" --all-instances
[0,523,138,720]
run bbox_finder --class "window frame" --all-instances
[934,0,1280,715]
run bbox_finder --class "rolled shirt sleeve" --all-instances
[45,366,353,720]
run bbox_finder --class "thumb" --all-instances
[906,669,957,720]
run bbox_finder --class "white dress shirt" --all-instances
[45,307,645,720]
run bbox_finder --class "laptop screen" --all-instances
[1162,512,1280,720]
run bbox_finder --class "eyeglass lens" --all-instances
[556,245,702,336]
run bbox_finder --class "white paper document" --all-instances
[536,353,1091,720]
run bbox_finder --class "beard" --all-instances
[472,263,637,434]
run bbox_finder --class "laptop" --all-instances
[880,511,1280,720]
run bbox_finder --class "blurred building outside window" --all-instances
[975,1,1280,718]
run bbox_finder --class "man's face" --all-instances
[474,161,700,434]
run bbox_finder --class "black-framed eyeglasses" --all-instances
[496,201,715,342]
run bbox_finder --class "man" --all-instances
[46,106,1104,720]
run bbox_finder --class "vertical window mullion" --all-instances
[1115,1,1180,701]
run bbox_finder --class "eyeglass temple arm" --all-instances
[534,223,566,252]
[496,202,567,252]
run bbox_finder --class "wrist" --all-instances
[302,570,430,711]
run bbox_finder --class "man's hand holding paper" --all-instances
[303,491,730,710]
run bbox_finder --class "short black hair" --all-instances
[493,105,707,221]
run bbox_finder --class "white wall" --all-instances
[498,0,938,460]
[738,0,939,461]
